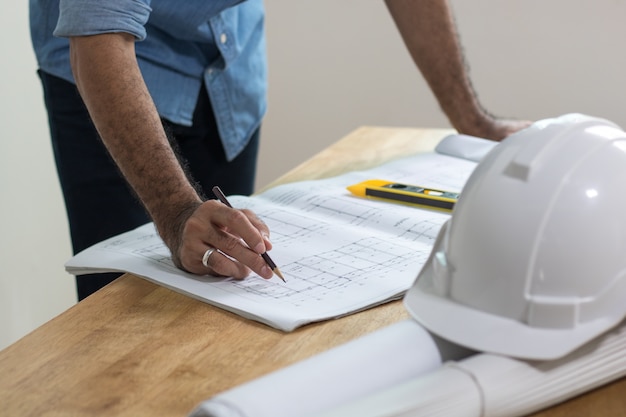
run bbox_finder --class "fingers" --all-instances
[196,245,260,279]
[240,208,273,252]
[177,200,274,279]
[491,119,533,141]
[457,116,533,142]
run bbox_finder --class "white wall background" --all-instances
[0,1,76,349]
[2,0,625,350]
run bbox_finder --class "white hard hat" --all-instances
[405,113,626,360]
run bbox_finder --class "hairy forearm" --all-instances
[69,33,201,254]
[385,0,490,133]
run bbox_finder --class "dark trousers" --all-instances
[38,71,260,300]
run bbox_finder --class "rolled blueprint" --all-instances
[312,365,482,417]
[458,319,626,417]
[434,133,497,163]
[189,319,473,417]
[315,319,626,417]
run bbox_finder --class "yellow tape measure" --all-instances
[347,179,459,212]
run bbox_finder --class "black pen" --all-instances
[212,186,286,282]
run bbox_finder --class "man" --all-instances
[30,0,529,300]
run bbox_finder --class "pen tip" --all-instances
[274,268,286,283]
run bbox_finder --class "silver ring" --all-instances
[202,247,216,268]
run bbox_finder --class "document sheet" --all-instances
[66,135,487,331]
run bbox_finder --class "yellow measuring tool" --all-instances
[347,179,459,212]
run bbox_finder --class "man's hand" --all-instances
[174,200,274,279]
[457,115,533,141]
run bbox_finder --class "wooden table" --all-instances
[0,127,624,416]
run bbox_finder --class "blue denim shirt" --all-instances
[29,0,267,161]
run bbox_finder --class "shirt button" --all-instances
[220,33,227,44]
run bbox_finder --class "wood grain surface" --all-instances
[0,127,623,417]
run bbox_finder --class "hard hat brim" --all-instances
[404,252,616,361]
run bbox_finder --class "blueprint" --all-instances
[66,135,486,331]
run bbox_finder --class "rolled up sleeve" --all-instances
[54,0,152,41]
